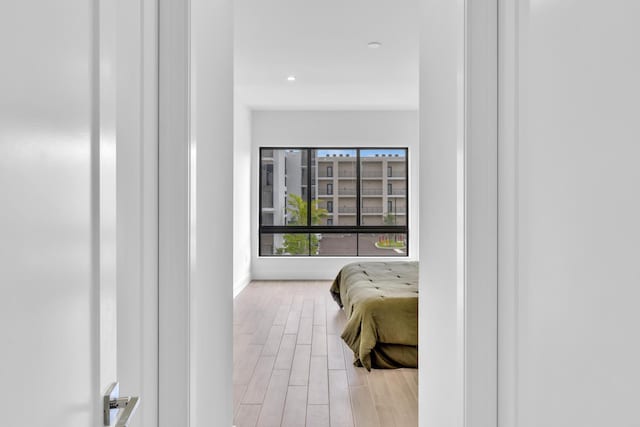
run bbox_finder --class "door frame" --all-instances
[157,0,498,426]
[419,0,497,425]
[115,0,159,426]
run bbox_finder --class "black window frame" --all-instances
[259,147,409,257]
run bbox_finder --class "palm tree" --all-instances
[383,213,398,244]
[276,194,328,255]
[383,213,397,226]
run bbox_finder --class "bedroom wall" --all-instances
[233,101,253,296]
[250,110,419,280]
[499,1,640,426]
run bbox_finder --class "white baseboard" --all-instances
[251,256,418,282]
[233,273,252,298]
[251,271,335,281]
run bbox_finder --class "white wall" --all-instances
[189,0,234,425]
[234,102,253,296]
[499,1,640,426]
[250,110,419,280]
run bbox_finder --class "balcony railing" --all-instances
[338,171,356,178]
[338,188,356,196]
[388,189,407,196]
[387,172,406,178]
[361,206,383,214]
[262,191,274,208]
[361,188,382,196]
[362,170,382,178]
[338,206,356,213]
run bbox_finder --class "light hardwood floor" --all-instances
[234,281,418,427]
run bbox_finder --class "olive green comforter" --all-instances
[330,261,418,370]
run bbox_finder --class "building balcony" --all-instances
[262,191,274,208]
[338,188,356,196]
[361,188,383,196]
[338,206,356,214]
[361,206,383,214]
[386,209,407,215]
[362,170,383,178]
[338,171,356,178]
[388,189,407,196]
[387,172,406,179]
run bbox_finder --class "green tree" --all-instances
[382,213,397,243]
[383,213,397,225]
[276,194,328,255]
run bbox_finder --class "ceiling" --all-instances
[234,0,419,110]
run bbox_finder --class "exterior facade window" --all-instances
[259,147,408,256]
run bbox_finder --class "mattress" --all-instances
[329,261,418,370]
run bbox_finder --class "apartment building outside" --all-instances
[316,151,407,227]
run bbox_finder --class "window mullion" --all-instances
[307,148,312,227]
[356,149,361,226]
[356,148,361,254]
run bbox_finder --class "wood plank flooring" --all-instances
[234,281,418,427]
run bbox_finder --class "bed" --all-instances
[329,261,418,370]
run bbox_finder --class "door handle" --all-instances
[112,396,140,427]
[104,382,141,426]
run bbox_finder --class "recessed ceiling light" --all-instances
[367,41,382,49]
[287,75,296,82]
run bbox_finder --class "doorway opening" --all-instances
[157,0,498,425]
[233,1,420,425]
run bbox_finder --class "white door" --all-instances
[0,0,124,426]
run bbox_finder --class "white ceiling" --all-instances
[234,0,419,110]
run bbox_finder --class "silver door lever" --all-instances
[104,382,141,426]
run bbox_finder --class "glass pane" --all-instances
[314,149,357,226]
[357,233,407,256]
[360,149,407,226]
[261,149,308,226]
[314,233,357,256]
[260,233,311,256]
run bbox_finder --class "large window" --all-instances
[259,148,408,256]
